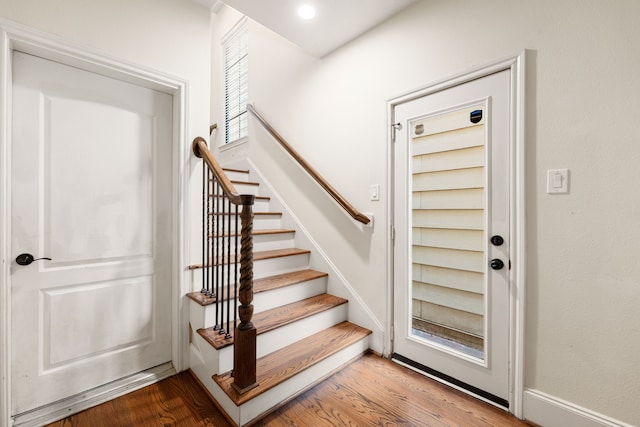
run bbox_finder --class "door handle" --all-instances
[490,259,504,270]
[15,253,52,266]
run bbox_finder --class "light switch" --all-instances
[547,169,569,194]
[370,184,380,201]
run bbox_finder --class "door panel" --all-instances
[393,70,510,405]
[10,51,172,414]
[44,94,154,264]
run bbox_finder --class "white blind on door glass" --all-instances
[223,20,248,143]
[411,104,486,338]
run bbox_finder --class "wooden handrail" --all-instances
[247,104,371,225]
[192,136,244,206]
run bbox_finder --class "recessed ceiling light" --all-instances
[298,4,316,20]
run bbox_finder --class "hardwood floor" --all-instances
[46,353,531,426]
[45,371,229,427]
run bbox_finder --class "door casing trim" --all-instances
[0,19,191,426]
[386,51,526,418]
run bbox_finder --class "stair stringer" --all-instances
[223,158,384,354]
[188,344,240,424]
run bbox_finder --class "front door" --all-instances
[392,69,511,406]
[10,51,173,415]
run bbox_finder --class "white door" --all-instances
[393,69,511,407]
[10,51,173,415]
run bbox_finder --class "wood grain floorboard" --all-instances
[258,353,529,427]
[45,371,230,427]
[46,353,531,427]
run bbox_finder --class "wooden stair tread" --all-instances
[209,179,259,186]
[209,211,282,216]
[188,247,310,270]
[213,321,372,405]
[211,194,270,201]
[222,167,249,174]
[187,269,327,306]
[231,179,259,186]
[197,294,347,350]
[209,228,295,238]
[254,248,310,260]
[254,269,328,293]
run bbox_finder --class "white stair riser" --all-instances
[189,271,322,331]
[253,277,327,313]
[190,297,239,332]
[239,337,370,426]
[223,171,250,182]
[254,252,310,279]
[191,332,220,374]
[207,232,295,253]
[193,254,311,285]
[208,199,270,213]
[191,330,233,375]
[199,304,348,377]
[232,183,261,194]
[191,254,311,306]
[255,304,347,358]
[222,217,282,231]
[211,215,281,228]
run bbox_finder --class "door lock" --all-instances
[490,259,504,270]
[490,235,504,246]
[15,253,52,266]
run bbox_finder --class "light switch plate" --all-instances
[370,184,380,201]
[547,168,569,194]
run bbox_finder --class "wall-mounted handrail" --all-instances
[192,135,257,393]
[247,104,371,225]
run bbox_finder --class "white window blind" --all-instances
[223,20,248,143]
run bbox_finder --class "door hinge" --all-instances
[391,122,401,142]
[391,225,396,241]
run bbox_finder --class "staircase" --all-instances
[187,166,372,426]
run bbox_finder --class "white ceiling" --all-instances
[212,0,419,57]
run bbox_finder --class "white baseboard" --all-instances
[12,363,176,427]
[523,389,636,427]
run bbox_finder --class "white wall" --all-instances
[0,0,213,264]
[212,0,640,425]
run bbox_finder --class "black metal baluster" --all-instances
[212,171,216,298]
[225,197,232,339]
[201,161,206,295]
[213,179,220,330]
[234,203,239,333]
[217,182,225,335]
[222,195,227,337]
[207,169,213,297]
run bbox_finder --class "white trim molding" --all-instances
[386,50,527,418]
[0,19,189,427]
[523,389,636,427]
[0,25,12,427]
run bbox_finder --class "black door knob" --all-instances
[490,235,504,246]
[490,259,504,270]
[15,253,52,266]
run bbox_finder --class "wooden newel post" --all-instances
[232,194,258,393]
